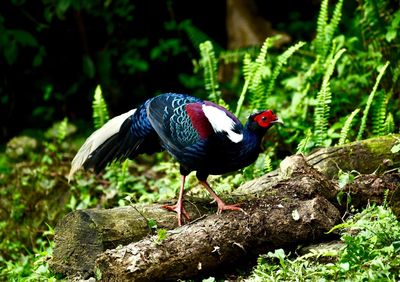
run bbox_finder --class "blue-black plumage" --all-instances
[69,93,283,225]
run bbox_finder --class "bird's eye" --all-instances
[262,116,267,122]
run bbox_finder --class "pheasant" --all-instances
[68,93,283,225]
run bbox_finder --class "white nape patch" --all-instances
[68,109,136,182]
[202,105,243,143]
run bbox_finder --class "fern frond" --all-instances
[235,38,272,116]
[242,53,253,82]
[372,90,388,136]
[325,0,343,55]
[93,85,110,129]
[338,108,360,146]
[57,117,69,143]
[199,41,224,106]
[248,38,273,110]
[357,61,390,140]
[314,48,346,146]
[384,112,395,135]
[253,153,273,176]
[219,46,259,64]
[260,41,306,109]
[314,0,344,60]
[263,154,273,173]
[315,0,329,56]
[297,129,312,154]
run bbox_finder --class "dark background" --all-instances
[0,0,341,143]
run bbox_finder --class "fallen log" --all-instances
[50,135,400,280]
[95,156,341,281]
[49,200,212,278]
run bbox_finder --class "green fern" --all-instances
[314,0,344,60]
[56,117,69,143]
[296,129,313,154]
[92,85,110,129]
[219,46,260,64]
[252,153,273,177]
[236,38,273,116]
[356,61,390,140]
[315,0,329,56]
[384,113,395,135]
[199,41,227,108]
[338,108,360,146]
[260,41,305,109]
[117,159,130,191]
[372,90,390,136]
[314,48,346,146]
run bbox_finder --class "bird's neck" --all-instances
[237,125,266,159]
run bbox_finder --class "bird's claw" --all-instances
[161,203,190,226]
[216,203,243,214]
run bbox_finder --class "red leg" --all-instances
[161,175,190,226]
[199,180,242,214]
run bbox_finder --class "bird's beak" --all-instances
[272,117,284,125]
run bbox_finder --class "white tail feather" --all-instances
[68,109,136,182]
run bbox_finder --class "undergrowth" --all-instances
[248,204,400,281]
[1,0,400,280]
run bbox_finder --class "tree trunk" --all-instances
[50,135,400,280]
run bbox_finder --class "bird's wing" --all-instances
[146,94,204,150]
[200,101,244,144]
[147,94,244,151]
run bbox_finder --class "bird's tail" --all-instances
[68,109,137,182]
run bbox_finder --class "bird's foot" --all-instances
[215,201,243,215]
[161,203,190,226]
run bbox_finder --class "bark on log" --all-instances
[50,135,400,280]
[97,197,339,281]
[306,134,400,178]
[49,201,212,278]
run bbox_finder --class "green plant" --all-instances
[92,85,110,129]
[313,48,346,147]
[314,0,344,62]
[199,41,225,107]
[357,62,390,140]
[338,109,360,146]
[249,204,400,281]
[237,38,273,116]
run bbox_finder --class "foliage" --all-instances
[314,0,344,62]
[92,85,110,130]
[248,204,400,281]
[338,109,360,146]
[191,0,400,155]
[313,48,346,147]
[239,38,274,115]
[1,0,400,280]
[357,62,390,140]
[0,0,193,142]
[199,41,223,106]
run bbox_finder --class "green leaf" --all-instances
[357,61,390,140]
[11,29,38,46]
[92,85,110,129]
[338,108,360,145]
[157,228,167,242]
[385,29,397,42]
[147,219,157,229]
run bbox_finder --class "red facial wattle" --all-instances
[254,110,279,128]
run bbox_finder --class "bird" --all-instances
[68,93,283,225]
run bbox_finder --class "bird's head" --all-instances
[247,110,284,132]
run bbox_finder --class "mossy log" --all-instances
[50,135,400,280]
[49,201,212,278]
